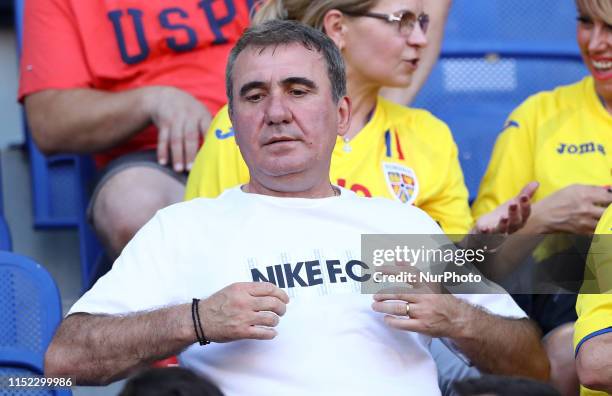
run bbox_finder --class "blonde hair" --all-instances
[575,0,612,25]
[252,0,377,31]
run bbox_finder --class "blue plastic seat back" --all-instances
[27,150,83,229]
[0,252,71,395]
[413,0,588,201]
[15,0,104,290]
[0,220,10,252]
[444,0,579,45]
[14,0,83,228]
[0,252,62,365]
[0,153,12,251]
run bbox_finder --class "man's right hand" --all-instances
[529,184,612,234]
[143,86,212,173]
[199,282,289,342]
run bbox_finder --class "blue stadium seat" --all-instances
[0,251,72,396]
[14,0,81,229]
[0,220,10,252]
[0,153,12,251]
[413,0,588,202]
[14,0,103,290]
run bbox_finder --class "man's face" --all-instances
[230,43,350,193]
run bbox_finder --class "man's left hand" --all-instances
[371,293,471,338]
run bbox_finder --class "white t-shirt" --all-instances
[70,187,525,396]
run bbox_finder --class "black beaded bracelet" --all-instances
[192,298,210,346]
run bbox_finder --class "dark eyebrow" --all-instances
[239,81,267,97]
[239,77,318,97]
[280,77,317,90]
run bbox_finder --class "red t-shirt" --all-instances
[19,0,253,167]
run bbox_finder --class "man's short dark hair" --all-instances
[226,19,346,114]
[453,375,561,396]
[119,367,224,396]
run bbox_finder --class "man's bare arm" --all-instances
[25,86,211,171]
[372,294,550,380]
[26,88,156,154]
[576,332,612,393]
[447,300,549,380]
[45,305,195,385]
[45,282,288,385]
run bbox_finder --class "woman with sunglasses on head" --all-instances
[472,0,612,395]
[186,1,541,391]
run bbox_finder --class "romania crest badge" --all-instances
[383,163,419,204]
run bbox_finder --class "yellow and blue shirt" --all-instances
[472,76,612,262]
[473,76,612,218]
[185,96,473,234]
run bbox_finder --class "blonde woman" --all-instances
[473,0,612,394]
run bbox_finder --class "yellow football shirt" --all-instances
[575,205,612,396]
[472,77,612,218]
[186,96,473,234]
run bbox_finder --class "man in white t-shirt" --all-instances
[45,20,549,393]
